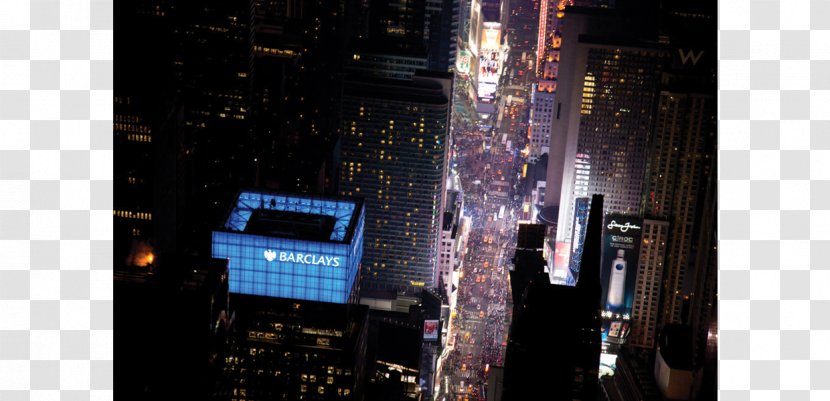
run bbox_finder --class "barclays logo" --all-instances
[264,249,277,262]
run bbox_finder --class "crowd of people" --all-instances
[438,60,532,400]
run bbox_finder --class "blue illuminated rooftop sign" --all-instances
[213,190,364,304]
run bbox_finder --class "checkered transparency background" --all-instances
[720,0,830,399]
[0,0,113,400]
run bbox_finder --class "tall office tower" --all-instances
[528,76,556,161]
[503,195,603,401]
[425,0,461,71]
[647,86,716,328]
[371,0,427,40]
[628,218,669,349]
[339,71,452,296]
[248,0,361,193]
[214,295,370,401]
[347,0,430,81]
[643,0,716,330]
[114,0,180,262]
[173,1,255,237]
[543,6,667,242]
[528,0,563,161]
[689,153,717,365]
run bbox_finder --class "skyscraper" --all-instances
[425,0,461,72]
[629,218,669,349]
[502,194,604,401]
[642,2,717,331]
[542,6,668,242]
[248,0,362,193]
[339,71,452,296]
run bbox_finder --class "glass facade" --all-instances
[212,191,364,304]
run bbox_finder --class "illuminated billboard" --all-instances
[423,320,440,341]
[212,191,364,304]
[599,214,642,353]
[477,82,497,102]
[478,23,502,85]
[476,22,501,103]
[568,197,591,280]
[457,50,471,75]
[550,241,571,284]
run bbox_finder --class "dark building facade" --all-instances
[215,295,369,401]
[114,257,230,400]
[502,195,604,401]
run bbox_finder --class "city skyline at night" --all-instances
[112,0,718,400]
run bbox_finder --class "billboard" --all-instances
[477,82,497,102]
[599,214,642,353]
[550,241,571,284]
[568,197,591,281]
[476,22,501,103]
[423,320,440,341]
[478,23,501,85]
[457,50,471,75]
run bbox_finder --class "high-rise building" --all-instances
[629,218,669,349]
[212,190,366,304]
[114,0,181,262]
[214,294,370,401]
[248,0,362,193]
[339,71,452,296]
[645,88,715,328]
[543,6,668,243]
[642,2,717,331]
[528,79,556,161]
[527,0,563,162]
[425,0,461,71]
[502,195,604,401]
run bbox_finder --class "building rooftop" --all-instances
[219,190,364,243]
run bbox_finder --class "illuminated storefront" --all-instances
[212,190,365,304]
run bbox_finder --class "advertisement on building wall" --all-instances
[568,197,591,281]
[457,50,471,75]
[599,214,642,353]
[423,320,440,341]
[476,22,501,103]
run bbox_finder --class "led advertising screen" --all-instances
[599,214,642,354]
[477,24,501,85]
[568,197,591,281]
[477,82,497,102]
[476,22,501,103]
[424,320,440,341]
[550,241,571,284]
[457,50,471,75]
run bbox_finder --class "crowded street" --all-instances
[438,42,536,401]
